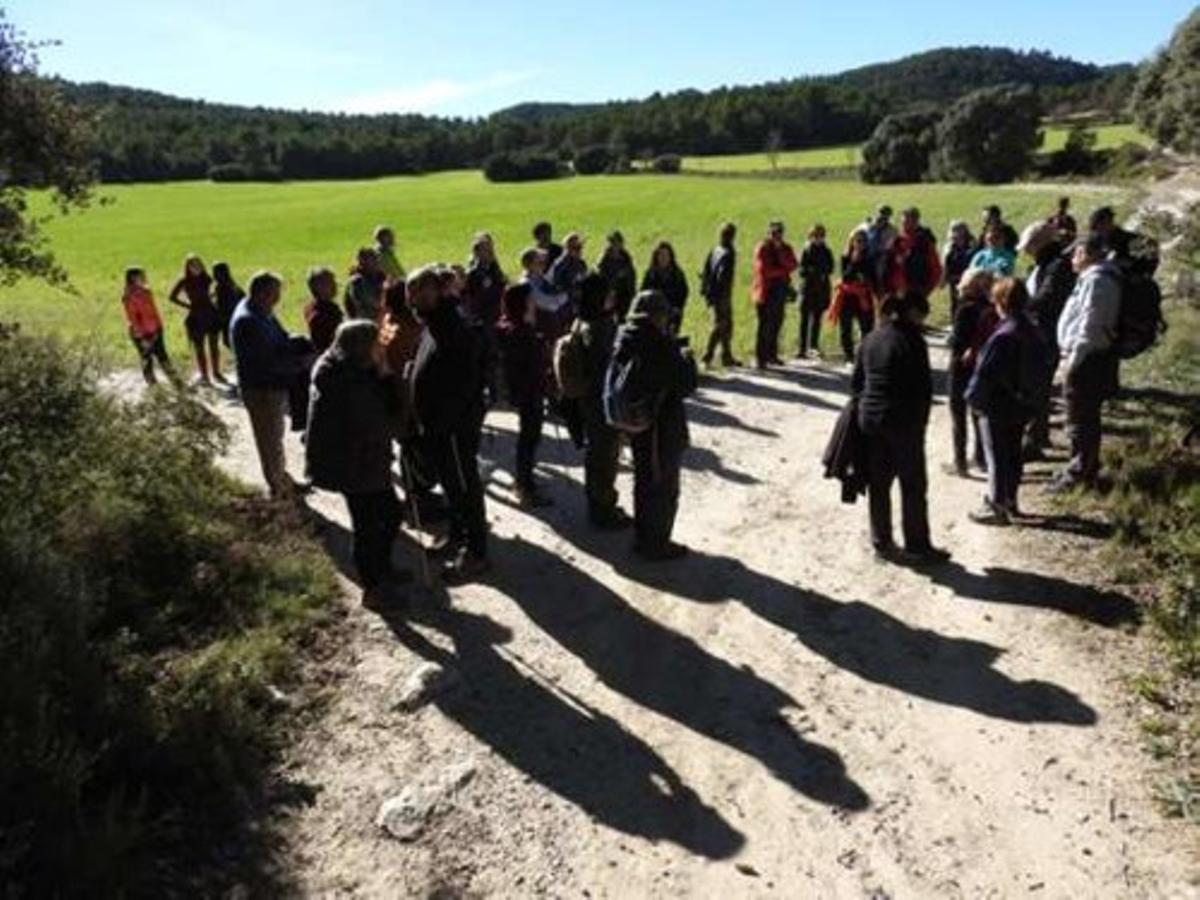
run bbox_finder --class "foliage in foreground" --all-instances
[0,331,339,894]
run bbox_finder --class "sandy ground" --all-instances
[198,337,1197,899]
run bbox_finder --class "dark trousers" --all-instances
[515,397,545,488]
[949,369,984,469]
[131,331,173,384]
[799,298,825,355]
[583,400,621,518]
[427,424,488,558]
[1064,352,1117,485]
[755,284,787,366]
[840,305,875,362]
[631,425,682,552]
[345,488,403,589]
[865,425,931,551]
[1025,343,1058,450]
[704,296,735,364]
[979,415,1026,511]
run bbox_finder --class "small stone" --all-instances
[394,662,462,712]
[736,864,761,878]
[376,787,433,841]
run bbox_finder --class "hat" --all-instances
[1018,220,1058,257]
[627,289,670,322]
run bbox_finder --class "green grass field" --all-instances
[684,123,1150,174]
[0,171,1128,366]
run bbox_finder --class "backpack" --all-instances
[553,326,590,400]
[1113,270,1166,360]
[603,353,657,434]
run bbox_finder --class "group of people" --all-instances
[119,198,1155,602]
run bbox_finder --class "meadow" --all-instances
[0,171,1128,364]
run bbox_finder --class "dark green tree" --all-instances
[929,83,1043,183]
[859,111,942,183]
[1133,7,1200,154]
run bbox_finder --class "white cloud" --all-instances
[328,70,537,115]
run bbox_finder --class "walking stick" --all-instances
[400,450,433,590]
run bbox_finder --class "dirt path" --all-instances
[206,342,1196,898]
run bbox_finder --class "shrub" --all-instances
[651,153,682,174]
[573,144,616,175]
[859,110,942,183]
[208,162,283,182]
[0,332,338,894]
[929,83,1043,184]
[483,151,564,183]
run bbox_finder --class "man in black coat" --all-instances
[409,265,490,583]
[700,222,740,368]
[851,291,950,565]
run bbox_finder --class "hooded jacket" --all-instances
[610,318,697,451]
[1057,261,1121,369]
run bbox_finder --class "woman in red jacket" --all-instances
[122,267,177,385]
[751,220,798,370]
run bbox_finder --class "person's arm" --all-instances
[677,268,689,307]
[926,243,944,293]
[168,278,191,310]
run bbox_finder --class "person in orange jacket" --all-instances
[122,267,177,385]
[885,207,943,300]
[751,220,798,369]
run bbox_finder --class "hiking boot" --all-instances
[442,549,491,585]
[900,545,952,566]
[968,501,1011,527]
[634,540,690,562]
[590,506,633,530]
[516,484,554,509]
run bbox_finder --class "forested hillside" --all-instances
[62,46,1133,183]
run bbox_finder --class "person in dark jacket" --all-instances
[965,278,1048,525]
[797,224,834,359]
[533,221,563,269]
[700,222,740,368]
[305,320,408,606]
[409,265,489,583]
[831,230,876,364]
[946,268,996,476]
[213,262,245,349]
[942,221,975,316]
[610,290,698,560]
[1048,196,1078,242]
[465,234,507,405]
[641,241,690,334]
[344,247,386,321]
[497,282,552,508]
[548,231,589,302]
[1090,205,1159,277]
[303,266,344,355]
[851,291,950,565]
[574,273,631,529]
[597,231,637,321]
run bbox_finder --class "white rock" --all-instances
[393,662,462,712]
[377,787,433,841]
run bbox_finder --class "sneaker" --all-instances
[633,540,689,561]
[968,501,1011,526]
[442,549,491,585]
[590,506,633,530]
[809,348,824,361]
[900,545,952,566]
[1045,474,1082,496]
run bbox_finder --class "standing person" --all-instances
[607,290,698,560]
[864,205,897,295]
[852,291,950,565]
[303,266,344,355]
[169,254,223,385]
[520,247,572,340]
[121,267,176,385]
[1020,221,1076,458]
[965,278,1048,525]
[213,262,245,349]
[885,207,943,301]
[305,320,408,607]
[979,205,1019,254]
[1089,206,1159,276]
[797,224,834,359]
[700,222,740,368]
[1048,196,1077,242]
[751,221,798,369]
[344,247,386,321]
[409,266,490,582]
[533,221,563,269]
[641,240,690,334]
[946,268,996,476]
[830,229,876,364]
[942,221,975,315]
[465,234,508,406]
[374,226,406,282]
[970,222,1018,276]
[1050,234,1122,493]
[548,231,589,302]
[230,271,311,500]
[497,282,552,508]
[597,230,637,321]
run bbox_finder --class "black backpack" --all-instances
[1113,270,1166,360]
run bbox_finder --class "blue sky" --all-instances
[8,0,1194,117]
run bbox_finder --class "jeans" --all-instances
[1064,352,1118,485]
[242,387,292,498]
[704,295,735,363]
[840,304,875,362]
[979,415,1026,511]
[345,488,403,589]
[755,283,787,366]
[515,397,545,488]
[865,424,931,551]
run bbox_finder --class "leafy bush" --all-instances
[0,332,338,894]
[1042,124,1104,176]
[483,151,564,183]
[651,153,682,174]
[573,144,616,175]
[859,110,942,183]
[1133,7,1200,154]
[928,83,1043,183]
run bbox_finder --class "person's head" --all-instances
[356,246,380,274]
[719,221,737,246]
[472,234,495,264]
[212,261,232,285]
[564,232,584,257]
[124,266,146,290]
[373,225,395,250]
[532,221,552,245]
[1058,196,1071,214]
[983,204,1003,226]
[578,272,612,321]
[501,282,536,326]
[247,270,283,310]
[882,290,930,325]
[947,220,970,245]
[991,277,1028,320]
[606,230,625,252]
[1070,233,1107,274]
[406,265,442,314]
[384,279,409,317]
[521,246,547,276]
[652,241,676,269]
[957,267,994,303]
[768,220,785,242]
[1089,206,1116,236]
[874,205,893,227]
[901,207,920,233]
[1018,221,1057,260]
[307,265,336,302]
[627,289,671,333]
[441,264,466,297]
[808,223,826,244]
[184,253,205,278]
[984,222,1006,249]
[847,228,868,257]
[331,320,379,369]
